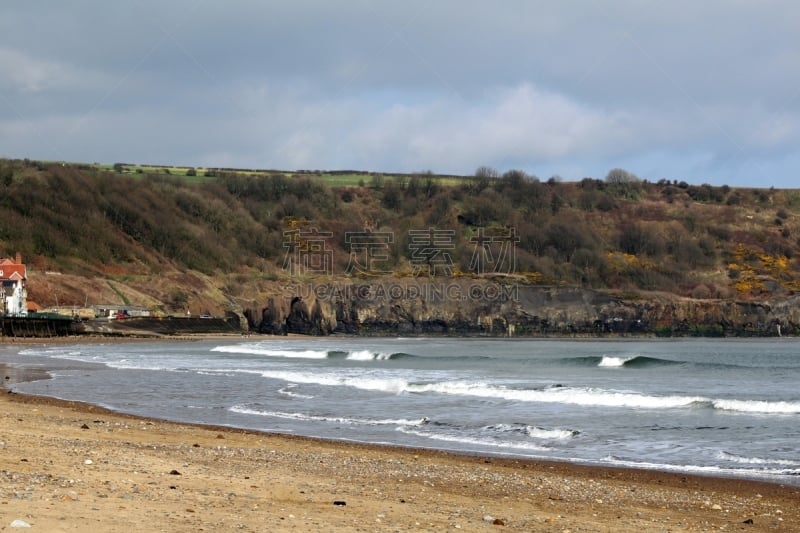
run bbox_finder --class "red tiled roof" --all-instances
[0,264,25,281]
[0,255,26,281]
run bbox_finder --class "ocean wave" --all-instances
[604,455,800,480]
[229,406,428,427]
[277,384,314,399]
[254,371,706,409]
[18,347,86,358]
[600,355,684,368]
[484,423,579,440]
[211,344,412,361]
[597,356,631,367]
[211,346,329,359]
[602,456,747,475]
[526,426,580,440]
[718,451,800,467]
[254,370,800,415]
[410,382,708,409]
[396,427,549,452]
[711,398,800,414]
[252,371,800,414]
[257,370,411,393]
[563,355,685,368]
[342,349,394,361]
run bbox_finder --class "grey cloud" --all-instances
[1,1,798,186]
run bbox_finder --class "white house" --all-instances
[0,253,27,317]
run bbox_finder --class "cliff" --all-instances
[245,279,800,337]
[6,159,800,338]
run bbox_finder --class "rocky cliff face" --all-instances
[244,279,800,337]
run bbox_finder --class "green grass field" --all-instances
[85,162,472,188]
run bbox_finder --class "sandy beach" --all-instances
[2,345,799,532]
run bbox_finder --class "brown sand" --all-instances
[1,359,799,532]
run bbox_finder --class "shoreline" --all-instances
[3,337,798,482]
[2,357,799,531]
[3,360,799,491]
[0,382,800,531]
[3,336,799,488]
[4,381,798,492]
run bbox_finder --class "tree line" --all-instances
[0,158,798,300]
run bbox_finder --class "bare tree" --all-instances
[474,166,499,179]
[605,168,642,198]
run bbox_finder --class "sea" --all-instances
[5,337,800,485]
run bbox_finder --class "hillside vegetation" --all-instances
[2,159,799,319]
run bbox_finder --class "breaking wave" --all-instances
[211,345,410,361]
[229,406,429,427]
[253,370,800,414]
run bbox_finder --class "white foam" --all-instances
[397,427,548,452]
[602,455,798,481]
[526,426,579,440]
[598,356,631,367]
[257,370,410,393]
[18,348,90,363]
[717,451,800,466]
[712,398,800,414]
[252,372,721,411]
[229,406,427,426]
[410,382,707,409]
[346,350,393,361]
[211,345,329,359]
[277,384,314,399]
[211,345,396,361]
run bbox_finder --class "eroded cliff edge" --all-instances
[243,280,800,337]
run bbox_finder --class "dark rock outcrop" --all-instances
[245,279,800,337]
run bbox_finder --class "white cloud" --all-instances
[0,48,58,92]
[199,82,644,175]
[0,47,108,93]
[1,2,799,187]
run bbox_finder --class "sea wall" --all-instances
[0,316,78,338]
[243,280,800,337]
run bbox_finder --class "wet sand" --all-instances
[2,349,799,531]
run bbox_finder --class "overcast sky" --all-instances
[1,2,798,187]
